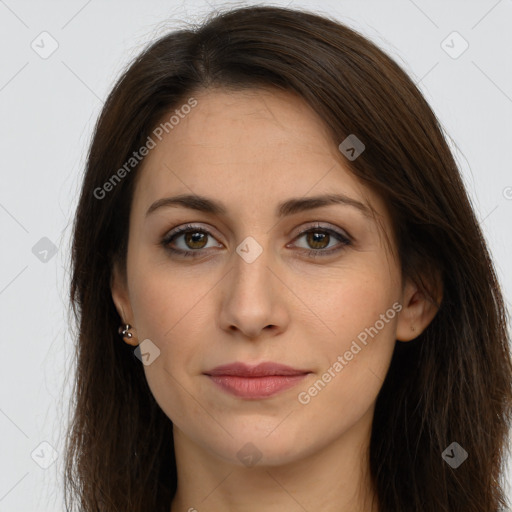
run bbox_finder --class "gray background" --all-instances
[0,0,511,510]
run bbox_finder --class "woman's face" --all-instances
[112,87,412,467]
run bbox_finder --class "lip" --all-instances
[204,362,312,399]
[205,361,311,377]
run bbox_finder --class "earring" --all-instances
[118,323,133,339]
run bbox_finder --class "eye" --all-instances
[161,222,352,259]
[289,223,352,258]
[161,223,223,258]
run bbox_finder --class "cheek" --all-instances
[309,275,399,389]
[316,270,397,337]
[130,273,206,425]
[129,269,200,343]
[294,308,396,440]
[129,269,207,375]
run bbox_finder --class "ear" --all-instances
[396,272,443,342]
[110,261,138,346]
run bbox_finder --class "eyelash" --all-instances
[160,223,352,259]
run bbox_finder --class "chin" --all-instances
[201,427,318,468]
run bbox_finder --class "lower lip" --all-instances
[206,374,309,399]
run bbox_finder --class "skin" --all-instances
[111,87,440,512]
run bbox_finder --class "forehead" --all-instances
[131,88,384,223]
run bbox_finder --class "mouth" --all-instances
[203,362,312,399]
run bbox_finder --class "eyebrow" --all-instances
[145,193,373,220]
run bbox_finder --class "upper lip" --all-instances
[204,362,311,377]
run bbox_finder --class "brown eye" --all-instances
[182,231,208,250]
[161,223,351,259]
[305,231,330,249]
[291,225,351,258]
[161,224,223,257]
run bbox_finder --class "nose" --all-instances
[218,239,289,340]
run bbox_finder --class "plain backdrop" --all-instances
[0,0,511,510]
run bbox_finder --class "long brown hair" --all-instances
[64,5,512,511]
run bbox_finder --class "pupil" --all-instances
[309,232,328,249]
[186,232,206,248]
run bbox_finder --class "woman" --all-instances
[64,5,512,511]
